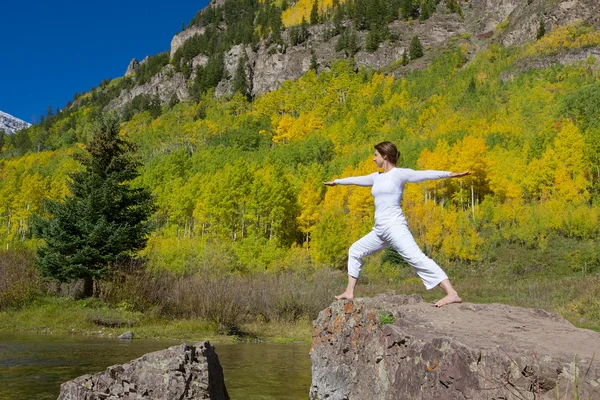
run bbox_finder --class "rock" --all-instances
[310,293,600,400]
[125,58,139,77]
[58,341,229,400]
[170,25,207,58]
[117,331,134,340]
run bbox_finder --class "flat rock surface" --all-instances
[310,293,600,400]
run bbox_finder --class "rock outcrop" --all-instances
[310,293,600,400]
[0,110,31,134]
[58,341,229,400]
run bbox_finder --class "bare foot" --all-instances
[435,293,462,307]
[335,291,354,300]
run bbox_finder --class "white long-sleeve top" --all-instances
[334,168,451,229]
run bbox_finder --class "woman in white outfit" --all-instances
[323,141,470,307]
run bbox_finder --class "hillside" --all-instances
[1,1,600,331]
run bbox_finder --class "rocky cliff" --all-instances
[0,110,30,134]
[104,0,600,114]
[310,293,600,400]
[58,341,229,400]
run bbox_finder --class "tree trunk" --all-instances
[83,277,94,298]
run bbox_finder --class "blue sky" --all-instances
[0,1,210,123]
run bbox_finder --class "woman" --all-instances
[323,141,471,307]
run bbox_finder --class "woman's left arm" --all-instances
[403,169,471,183]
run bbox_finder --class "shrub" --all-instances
[0,250,43,310]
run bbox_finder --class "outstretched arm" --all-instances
[403,169,471,183]
[323,173,378,187]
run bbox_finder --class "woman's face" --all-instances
[373,150,385,168]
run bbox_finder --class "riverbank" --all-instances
[2,249,600,342]
[0,296,313,343]
[2,271,599,345]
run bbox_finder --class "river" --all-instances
[0,332,312,399]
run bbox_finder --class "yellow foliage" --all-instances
[282,0,339,27]
[272,113,324,143]
[523,20,600,57]
[486,147,527,200]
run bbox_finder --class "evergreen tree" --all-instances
[333,0,345,34]
[409,35,424,59]
[232,51,249,97]
[467,76,477,94]
[401,0,419,20]
[353,0,368,29]
[401,48,409,65]
[0,129,5,152]
[310,0,320,25]
[301,17,309,40]
[366,27,380,52]
[33,116,156,296]
[347,27,359,56]
[537,19,546,40]
[419,0,436,21]
[310,49,318,72]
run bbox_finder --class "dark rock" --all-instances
[125,58,139,77]
[117,331,134,340]
[310,294,600,400]
[58,341,229,400]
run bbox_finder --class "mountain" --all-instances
[79,0,600,115]
[0,110,30,134]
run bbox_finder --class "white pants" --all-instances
[348,223,448,290]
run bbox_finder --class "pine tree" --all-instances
[310,49,318,71]
[333,0,344,34]
[366,27,380,52]
[401,48,409,65]
[467,76,477,94]
[401,0,419,20]
[409,35,424,60]
[310,0,320,25]
[232,51,249,96]
[419,0,436,21]
[537,19,546,40]
[33,116,156,296]
[347,27,359,56]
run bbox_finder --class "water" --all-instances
[0,332,311,399]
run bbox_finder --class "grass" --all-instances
[0,296,313,343]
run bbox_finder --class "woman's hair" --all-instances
[374,141,399,165]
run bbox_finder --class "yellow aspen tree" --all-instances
[296,166,325,245]
[485,147,527,201]
[451,135,488,216]
[552,120,590,204]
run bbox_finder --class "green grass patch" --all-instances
[378,311,396,325]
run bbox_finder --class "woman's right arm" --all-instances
[323,173,378,187]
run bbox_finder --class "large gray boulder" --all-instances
[58,341,229,400]
[310,293,600,400]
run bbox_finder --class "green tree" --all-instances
[401,0,419,20]
[310,49,318,71]
[0,129,5,152]
[366,26,380,52]
[232,51,249,97]
[401,48,409,65]
[537,19,546,40]
[419,0,436,21]
[409,35,424,59]
[33,116,156,296]
[310,0,320,25]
